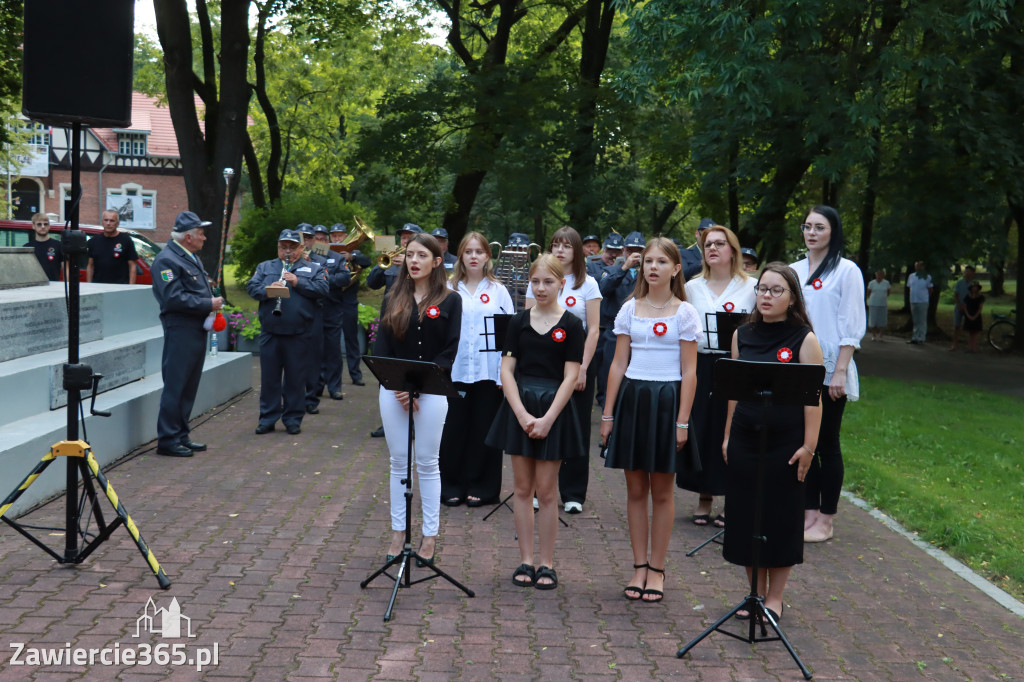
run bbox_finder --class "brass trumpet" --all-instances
[377,247,406,268]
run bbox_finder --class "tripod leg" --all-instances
[759,609,814,679]
[84,452,171,589]
[0,451,56,520]
[383,553,410,622]
[677,599,752,657]
[482,492,514,521]
[685,529,725,557]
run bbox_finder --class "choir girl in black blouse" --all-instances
[375,234,462,566]
[486,255,585,590]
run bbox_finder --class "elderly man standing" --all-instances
[150,211,224,458]
[247,229,329,435]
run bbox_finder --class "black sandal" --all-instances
[624,563,648,601]
[512,563,535,587]
[712,514,726,528]
[642,566,665,602]
[534,565,558,590]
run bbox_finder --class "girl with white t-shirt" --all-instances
[525,226,602,514]
[601,237,702,602]
[790,205,865,543]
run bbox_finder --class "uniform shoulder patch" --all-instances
[160,269,174,282]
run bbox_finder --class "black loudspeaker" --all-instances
[22,0,135,127]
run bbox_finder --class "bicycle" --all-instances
[987,309,1016,352]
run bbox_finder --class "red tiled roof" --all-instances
[90,92,206,158]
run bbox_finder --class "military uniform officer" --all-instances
[680,217,715,281]
[431,227,458,272]
[150,211,224,457]
[326,223,371,388]
[315,224,356,399]
[593,232,624,406]
[296,223,329,414]
[583,233,604,279]
[596,231,645,408]
[247,229,329,435]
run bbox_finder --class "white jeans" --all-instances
[378,387,448,537]
[910,302,928,342]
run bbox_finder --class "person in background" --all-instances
[905,261,933,345]
[24,212,64,281]
[962,282,985,352]
[790,205,865,543]
[440,231,515,507]
[741,247,760,274]
[583,234,604,279]
[431,227,458,272]
[676,225,755,528]
[949,265,976,351]
[87,209,137,284]
[330,223,372,386]
[594,232,625,406]
[866,269,891,342]
[297,223,328,415]
[598,232,644,411]
[315,224,353,400]
[679,218,715,281]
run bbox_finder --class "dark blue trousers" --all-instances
[340,303,363,382]
[319,304,344,395]
[259,331,308,428]
[157,325,207,449]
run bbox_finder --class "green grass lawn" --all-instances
[845,375,1024,600]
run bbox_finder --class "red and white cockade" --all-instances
[777,347,793,362]
[723,302,735,312]
[480,293,490,304]
[565,296,577,307]
[426,305,441,319]
[653,321,668,336]
[812,278,823,290]
[551,328,567,343]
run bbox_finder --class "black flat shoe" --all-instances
[254,423,275,434]
[156,444,193,458]
[181,440,207,451]
[370,426,385,438]
[330,392,344,400]
[305,405,319,415]
[416,555,435,567]
[512,564,535,587]
[465,497,483,508]
[442,497,463,507]
[352,379,365,386]
[286,425,301,435]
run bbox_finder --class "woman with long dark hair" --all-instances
[676,225,755,528]
[525,226,601,514]
[722,262,823,621]
[486,255,585,589]
[440,232,514,507]
[601,237,701,602]
[376,233,462,565]
[789,206,865,542]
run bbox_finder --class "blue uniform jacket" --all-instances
[598,263,637,329]
[246,257,329,335]
[320,252,354,305]
[150,242,213,328]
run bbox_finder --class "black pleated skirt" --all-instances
[604,378,700,474]
[485,376,585,461]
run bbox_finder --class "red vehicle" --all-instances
[0,219,162,285]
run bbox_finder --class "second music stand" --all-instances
[677,358,823,680]
[359,356,475,621]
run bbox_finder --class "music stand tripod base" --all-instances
[359,356,475,621]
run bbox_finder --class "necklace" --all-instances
[646,294,671,310]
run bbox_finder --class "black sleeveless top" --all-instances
[732,321,813,430]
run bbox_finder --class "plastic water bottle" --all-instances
[210,333,219,357]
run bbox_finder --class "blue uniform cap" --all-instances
[278,229,301,243]
[741,247,759,261]
[330,223,347,234]
[397,223,423,235]
[508,232,530,248]
[174,210,211,231]
[431,227,449,239]
[582,234,600,244]
[296,223,314,235]
[623,231,646,249]
[313,224,329,235]
[603,233,624,250]
[698,218,716,231]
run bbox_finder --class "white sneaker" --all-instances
[533,497,539,510]
[564,501,583,514]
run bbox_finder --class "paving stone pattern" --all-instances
[0,359,1021,680]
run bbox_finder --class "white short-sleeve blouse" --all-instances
[612,298,703,381]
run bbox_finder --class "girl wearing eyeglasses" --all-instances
[722,262,823,623]
[676,225,755,529]
[790,206,865,543]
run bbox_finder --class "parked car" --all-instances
[0,219,162,285]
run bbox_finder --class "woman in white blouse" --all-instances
[440,232,515,507]
[676,226,755,528]
[525,226,602,514]
[790,206,865,542]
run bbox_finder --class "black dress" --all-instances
[485,309,586,461]
[963,295,984,332]
[723,321,813,568]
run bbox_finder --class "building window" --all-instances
[118,133,147,157]
[106,183,156,230]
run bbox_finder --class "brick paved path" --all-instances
[1,360,1021,680]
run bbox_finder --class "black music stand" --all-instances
[359,356,475,621]
[677,358,823,680]
[686,311,746,557]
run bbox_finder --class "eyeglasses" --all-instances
[800,223,829,234]
[754,284,790,298]
[704,240,729,250]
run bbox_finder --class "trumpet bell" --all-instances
[331,215,374,253]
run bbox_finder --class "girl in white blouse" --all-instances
[790,206,865,543]
[440,232,515,507]
[601,237,702,602]
[677,226,755,528]
[525,226,602,514]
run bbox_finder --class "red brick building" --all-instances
[5,92,241,244]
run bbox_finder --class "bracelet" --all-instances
[800,445,814,455]
[601,415,614,422]
[676,422,689,429]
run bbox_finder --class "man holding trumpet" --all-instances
[247,229,329,435]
